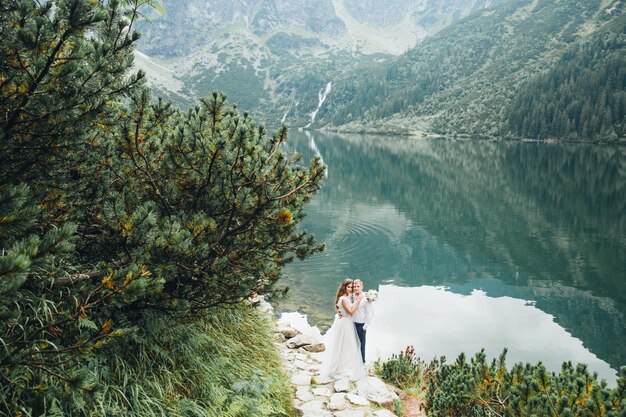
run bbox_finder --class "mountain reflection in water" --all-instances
[277,130,625,384]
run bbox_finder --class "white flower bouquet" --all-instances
[366,289,378,302]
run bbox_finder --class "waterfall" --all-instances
[281,101,298,124]
[305,81,332,128]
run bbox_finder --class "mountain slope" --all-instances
[504,13,626,140]
[134,0,506,125]
[134,0,625,140]
[314,0,625,140]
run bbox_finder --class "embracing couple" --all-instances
[321,278,374,381]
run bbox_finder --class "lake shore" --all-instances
[252,295,425,417]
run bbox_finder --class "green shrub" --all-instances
[377,347,626,417]
[377,345,423,389]
[424,349,626,417]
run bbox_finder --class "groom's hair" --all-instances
[353,279,363,285]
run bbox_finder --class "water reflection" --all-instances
[368,285,617,384]
[277,130,626,380]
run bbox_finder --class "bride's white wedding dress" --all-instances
[320,295,366,381]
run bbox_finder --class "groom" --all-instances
[352,279,373,363]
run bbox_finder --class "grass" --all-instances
[84,305,293,417]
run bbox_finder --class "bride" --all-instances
[321,278,366,381]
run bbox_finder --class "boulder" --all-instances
[303,342,326,352]
[277,324,300,339]
[287,334,321,349]
[327,393,348,411]
[334,378,350,393]
[356,377,399,408]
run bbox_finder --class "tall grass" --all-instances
[31,305,293,417]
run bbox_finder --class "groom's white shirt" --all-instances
[352,297,373,330]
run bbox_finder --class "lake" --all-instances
[275,130,625,384]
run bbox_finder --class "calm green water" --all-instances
[277,130,626,383]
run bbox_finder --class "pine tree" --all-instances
[423,350,626,417]
[1,1,148,412]
[1,0,325,413]
[504,16,626,141]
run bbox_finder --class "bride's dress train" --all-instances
[320,296,366,381]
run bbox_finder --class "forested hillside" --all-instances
[504,14,626,140]
[132,0,509,129]
[131,0,626,140]
[314,0,625,140]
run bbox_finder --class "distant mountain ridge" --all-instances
[137,0,502,57]
[138,0,344,58]
[134,0,505,117]
[134,0,626,140]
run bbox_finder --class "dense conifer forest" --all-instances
[504,15,626,140]
[305,0,626,140]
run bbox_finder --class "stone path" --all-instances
[276,322,401,417]
[252,295,424,417]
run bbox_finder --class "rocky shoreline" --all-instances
[253,295,416,417]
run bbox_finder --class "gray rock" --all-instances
[250,295,274,314]
[281,350,296,362]
[301,411,333,417]
[296,386,316,402]
[303,342,326,352]
[334,378,350,393]
[287,334,322,349]
[328,393,348,411]
[291,372,312,386]
[295,359,309,370]
[373,409,399,417]
[277,324,300,339]
[312,374,334,385]
[346,393,370,406]
[312,386,334,397]
[308,363,322,371]
[296,400,328,416]
[333,410,368,417]
[356,377,399,407]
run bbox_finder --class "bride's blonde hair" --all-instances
[334,278,353,313]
